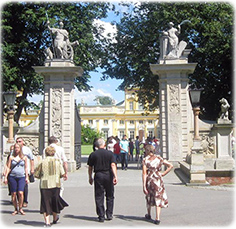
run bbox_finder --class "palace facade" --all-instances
[79,88,160,140]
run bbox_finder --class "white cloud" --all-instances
[75,87,115,105]
[93,19,117,43]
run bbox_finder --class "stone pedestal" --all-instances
[212,122,234,170]
[189,153,206,184]
[34,60,83,172]
[150,61,197,162]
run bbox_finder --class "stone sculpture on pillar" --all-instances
[34,18,83,172]
[159,20,191,63]
[218,98,231,124]
[45,20,79,60]
[150,20,197,164]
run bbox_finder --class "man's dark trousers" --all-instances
[94,171,114,220]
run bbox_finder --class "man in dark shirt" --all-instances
[87,138,118,222]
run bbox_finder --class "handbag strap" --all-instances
[9,160,22,175]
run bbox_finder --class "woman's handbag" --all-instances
[29,174,35,183]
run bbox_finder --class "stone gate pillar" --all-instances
[34,60,83,172]
[150,56,197,164]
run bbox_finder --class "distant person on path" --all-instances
[113,137,121,164]
[87,138,118,222]
[4,143,29,215]
[142,145,173,225]
[16,137,34,208]
[128,138,134,161]
[107,136,116,152]
[35,146,68,227]
[43,136,68,196]
[119,135,129,170]
[135,136,140,161]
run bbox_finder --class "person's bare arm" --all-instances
[63,161,68,180]
[161,160,173,177]
[142,164,148,195]
[88,166,93,185]
[111,163,118,185]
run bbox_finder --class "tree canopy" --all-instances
[2,2,112,122]
[101,2,233,120]
[2,2,234,122]
[94,96,113,105]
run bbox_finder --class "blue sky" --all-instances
[29,2,127,105]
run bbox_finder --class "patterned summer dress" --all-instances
[143,155,168,208]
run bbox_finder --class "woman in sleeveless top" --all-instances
[142,145,173,225]
[4,143,29,215]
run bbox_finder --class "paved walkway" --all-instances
[1,157,235,227]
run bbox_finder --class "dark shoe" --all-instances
[53,216,59,224]
[106,215,113,220]
[98,217,105,222]
[145,214,151,220]
[154,220,160,225]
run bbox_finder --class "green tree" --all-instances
[102,2,233,120]
[2,2,112,123]
[81,124,103,145]
[94,96,113,105]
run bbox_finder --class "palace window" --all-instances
[129,101,134,110]
[148,120,153,124]
[130,120,134,124]
[129,131,135,139]
[103,130,108,139]
[104,120,108,125]
[120,120,124,125]
[148,131,153,138]
[119,131,125,139]
[88,120,93,125]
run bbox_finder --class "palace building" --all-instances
[79,88,160,140]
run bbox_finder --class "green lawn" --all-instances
[81,145,93,155]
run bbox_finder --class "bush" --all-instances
[81,124,104,145]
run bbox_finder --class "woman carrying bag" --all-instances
[4,143,29,215]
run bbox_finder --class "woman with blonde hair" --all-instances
[4,143,29,215]
[142,144,173,225]
[35,146,68,227]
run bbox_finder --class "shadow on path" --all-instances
[14,220,43,227]
[114,214,154,224]
[64,214,98,222]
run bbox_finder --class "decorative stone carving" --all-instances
[201,135,215,157]
[23,136,39,156]
[169,84,180,113]
[52,88,62,141]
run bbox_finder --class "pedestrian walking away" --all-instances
[142,144,173,225]
[43,136,68,196]
[113,137,121,164]
[135,136,140,161]
[128,138,134,161]
[87,138,118,222]
[34,146,68,227]
[3,143,29,215]
[119,135,129,170]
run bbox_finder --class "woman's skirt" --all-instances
[40,188,68,215]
